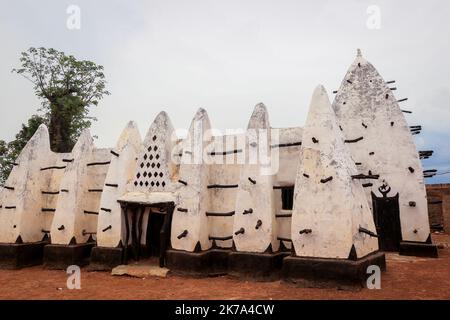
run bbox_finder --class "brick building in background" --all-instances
[426,184,450,234]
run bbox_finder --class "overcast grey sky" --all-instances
[0,0,449,182]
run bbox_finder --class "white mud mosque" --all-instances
[0,50,438,286]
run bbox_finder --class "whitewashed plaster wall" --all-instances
[129,112,178,193]
[4,50,427,256]
[122,112,179,245]
[206,134,242,249]
[271,127,303,250]
[96,121,142,248]
[50,130,111,245]
[40,152,73,239]
[0,125,70,243]
[83,147,111,237]
[292,85,378,259]
[171,108,212,252]
[332,50,430,243]
[272,127,303,186]
[233,104,279,253]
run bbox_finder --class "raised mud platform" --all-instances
[0,241,48,269]
[166,249,289,279]
[228,251,288,280]
[282,251,386,288]
[399,241,439,258]
[88,246,124,271]
[43,242,96,269]
[166,248,230,276]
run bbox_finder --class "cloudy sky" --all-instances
[0,0,449,183]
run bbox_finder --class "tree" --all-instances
[0,47,109,183]
[12,47,109,152]
[0,115,46,183]
[0,140,8,183]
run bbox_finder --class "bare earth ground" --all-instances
[0,234,449,300]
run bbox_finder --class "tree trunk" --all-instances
[48,103,73,153]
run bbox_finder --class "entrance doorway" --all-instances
[146,209,166,258]
[371,185,402,252]
[119,201,174,267]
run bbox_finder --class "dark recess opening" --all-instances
[371,191,402,251]
[281,186,295,210]
[146,211,166,257]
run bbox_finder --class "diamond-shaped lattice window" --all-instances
[133,136,168,190]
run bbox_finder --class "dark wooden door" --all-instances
[371,191,402,251]
[146,211,165,257]
[145,202,174,267]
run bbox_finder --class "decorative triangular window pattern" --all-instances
[133,133,170,191]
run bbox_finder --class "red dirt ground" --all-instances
[0,234,449,300]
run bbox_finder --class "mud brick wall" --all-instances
[426,184,450,233]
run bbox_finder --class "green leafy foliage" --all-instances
[0,115,46,183]
[12,47,109,152]
[1,47,109,183]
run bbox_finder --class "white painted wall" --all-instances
[96,121,142,247]
[272,127,303,186]
[333,50,430,243]
[272,127,303,250]
[233,104,279,253]
[129,111,178,193]
[1,51,429,257]
[206,135,241,248]
[171,108,212,252]
[291,85,378,259]
[50,130,111,245]
[0,125,69,243]
[40,152,72,239]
